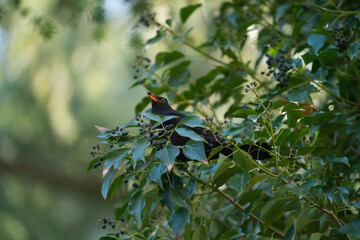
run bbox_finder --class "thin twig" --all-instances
[184,169,285,238]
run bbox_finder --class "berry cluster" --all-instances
[122,166,142,188]
[290,146,298,158]
[90,145,105,169]
[244,81,258,93]
[149,125,174,150]
[101,218,116,229]
[332,24,354,52]
[111,126,129,138]
[132,54,153,84]
[262,50,293,88]
[135,113,153,135]
[139,13,159,28]
[100,217,126,237]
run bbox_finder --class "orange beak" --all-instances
[147,91,160,102]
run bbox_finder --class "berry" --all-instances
[109,144,113,148]
[132,182,139,188]
[93,162,101,168]
[123,179,129,184]
[245,88,249,93]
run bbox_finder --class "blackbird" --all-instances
[147,91,271,161]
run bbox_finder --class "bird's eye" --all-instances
[161,99,166,103]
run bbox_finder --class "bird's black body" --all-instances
[147,92,271,161]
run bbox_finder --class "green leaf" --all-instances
[307,34,327,55]
[147,31,166,44]
[175,127,205,142]
[233,149,255,171]
[274,128,291,146]
[132,138,149,167]
[261,196,291,230]
[143,112,178,123]
[168,60,191,87]
[286,85,315,102]
[283,128,309,147]
[318,49,336,66]
[168,207,190,233]
[165,18,173,27]
[129,191,146,228]
[178,115,206,128]
[327,156,349,166]
[180,4,202,23]
[283,224,295,240]
[348,42,360,59]
[182,140,206,161]
[226,171,250,194]
[219,228,245,239]
[284,179,318,199]
[213,154,234,180]
[312,0,328,7]
[302,52,317,65]
[155,144,180,165]
[155,51,184,68]
[338,215,360,238]
[102,168,114,200]
[149,163,168,189]
[229,109,257,118]
[103,148,129,169]
[107,176,124,201]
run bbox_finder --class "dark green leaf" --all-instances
[129,191,146,227]
[327,156,349,166]
[229,109,257,118]
[132,138,149,166]
[286,85,315,102]
[147,31,166,44]
[178,115,206,128]
[283,128,309,147]
[182,140,206,161]
[175,127,205,142]
[168,207,190,233]
[102,168,114,200]
[312,0,328,7]
[348,42,360,59]
[165,18,173,27]
[338,215,360,238]
[155,51,184,68]
[226,171,250,194]
[318,49,336,66]
[284,179,318,198]
[103,148,129,169]
[213,154,234,180]
[283,224,295,240]
[155,144,180,165]
[180,4,202,23]
[307,34,327,55]
[302,52,317,65]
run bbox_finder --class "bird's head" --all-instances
[147,91,173,114]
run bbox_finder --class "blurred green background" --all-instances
[0,0,145,239]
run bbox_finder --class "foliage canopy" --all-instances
[89,1,360,239]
